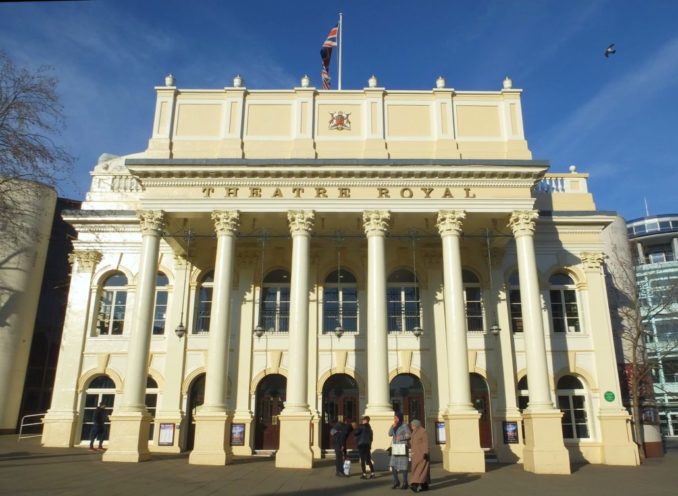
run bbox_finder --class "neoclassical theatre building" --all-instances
[42,74,639,474]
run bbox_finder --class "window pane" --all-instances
[509,290,523,333]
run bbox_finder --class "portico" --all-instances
[42,78,638,473]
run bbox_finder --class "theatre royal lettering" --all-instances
[201,186,478,199]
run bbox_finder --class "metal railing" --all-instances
[17,413,46,441]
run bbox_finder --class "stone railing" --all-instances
[534,172,589,195]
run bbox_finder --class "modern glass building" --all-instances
[626,214,678,437]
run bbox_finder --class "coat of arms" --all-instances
[329,111,351,131]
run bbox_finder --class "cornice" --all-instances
[137,177,540,189]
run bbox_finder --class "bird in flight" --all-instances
[604,43,616,58]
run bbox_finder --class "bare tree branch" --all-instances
[0,49,74,240]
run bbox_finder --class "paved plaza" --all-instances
[1,436,676,496]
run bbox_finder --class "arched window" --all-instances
[323,269,358,333]
[152,273,170,335]
[549,273,580,333]
[387,269,421,333]
[80,375,115,442]
[261,269,290,333]
[557,375,589,439]
[194,270,213,333]
[463,270,484,332]
[96,272,128,335]
[508,272,523,333]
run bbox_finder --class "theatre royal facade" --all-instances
[41,74,640,474]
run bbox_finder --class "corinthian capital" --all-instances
[436,210,466,236]
[212,210,240,235]
[508,210,538,237]
[138,210,166,236]
[362,210,390,235]
[69,250,103,273]
[580,251,605,271]
[287,210,315,234]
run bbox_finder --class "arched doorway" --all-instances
[390,373,425,426]
[471,373,492,448]
[322,374,359,450]
[80,375,115,443]
[186,373,205,451]
[254,374,286,450]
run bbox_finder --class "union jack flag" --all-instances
[320,24,337,89]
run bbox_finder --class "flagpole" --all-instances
[338,12,343,90]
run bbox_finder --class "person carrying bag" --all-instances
[388,412,411,489]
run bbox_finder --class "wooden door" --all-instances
[321,374,359,449]
[254,374,286,450]
[471,373,492,449]
[390,373,425,426]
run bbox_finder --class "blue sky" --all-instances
[1,0,677,220]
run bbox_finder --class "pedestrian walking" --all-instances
[331,418,350,477]
[89,402,108,451]
[353,416,376,479]
[409,419,430,492]
[388,412,411,489]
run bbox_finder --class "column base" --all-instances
[598,410,640,465]
[522,409,570,474]
[149,414,183,453]
[102,411,151,463]
[41,411,77,447]
[363,412,396,472]
[188,411,233,465]
[231,412,254,456]
[310,415,322,459]
[275,411,314,469]
[442,411,485,473]
[492,412,523,464]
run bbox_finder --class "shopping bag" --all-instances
[392,443,407,456]
[343,459,351,476]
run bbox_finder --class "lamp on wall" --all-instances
[410,231,424,338]
[254,232,267,338]
[485,229,501,336]
[334,232,344,339]
[175,227,193,339]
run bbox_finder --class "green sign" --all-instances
[604,391,615,402]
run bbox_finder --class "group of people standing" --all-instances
[331,412,431,492]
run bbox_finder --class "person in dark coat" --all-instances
[89,402,108,451]
[331,419,350,476]
[353,416,375,479]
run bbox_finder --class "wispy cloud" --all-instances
[541,36,678,155]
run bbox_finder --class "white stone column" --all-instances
[508,210,570,474]
[580,252,639,466]
[361,211,395,453]
[232,251,257,456]
[104,210,165,463]
[436,210,484,473]
[42,250,102,447]
[153,254,190,453]
[189,211,239,465]
[276,210,315,469]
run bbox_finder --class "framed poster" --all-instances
[230,423,246,446]
[435,421,446,445]
[158,423,175,446]
[502,421,519,444]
